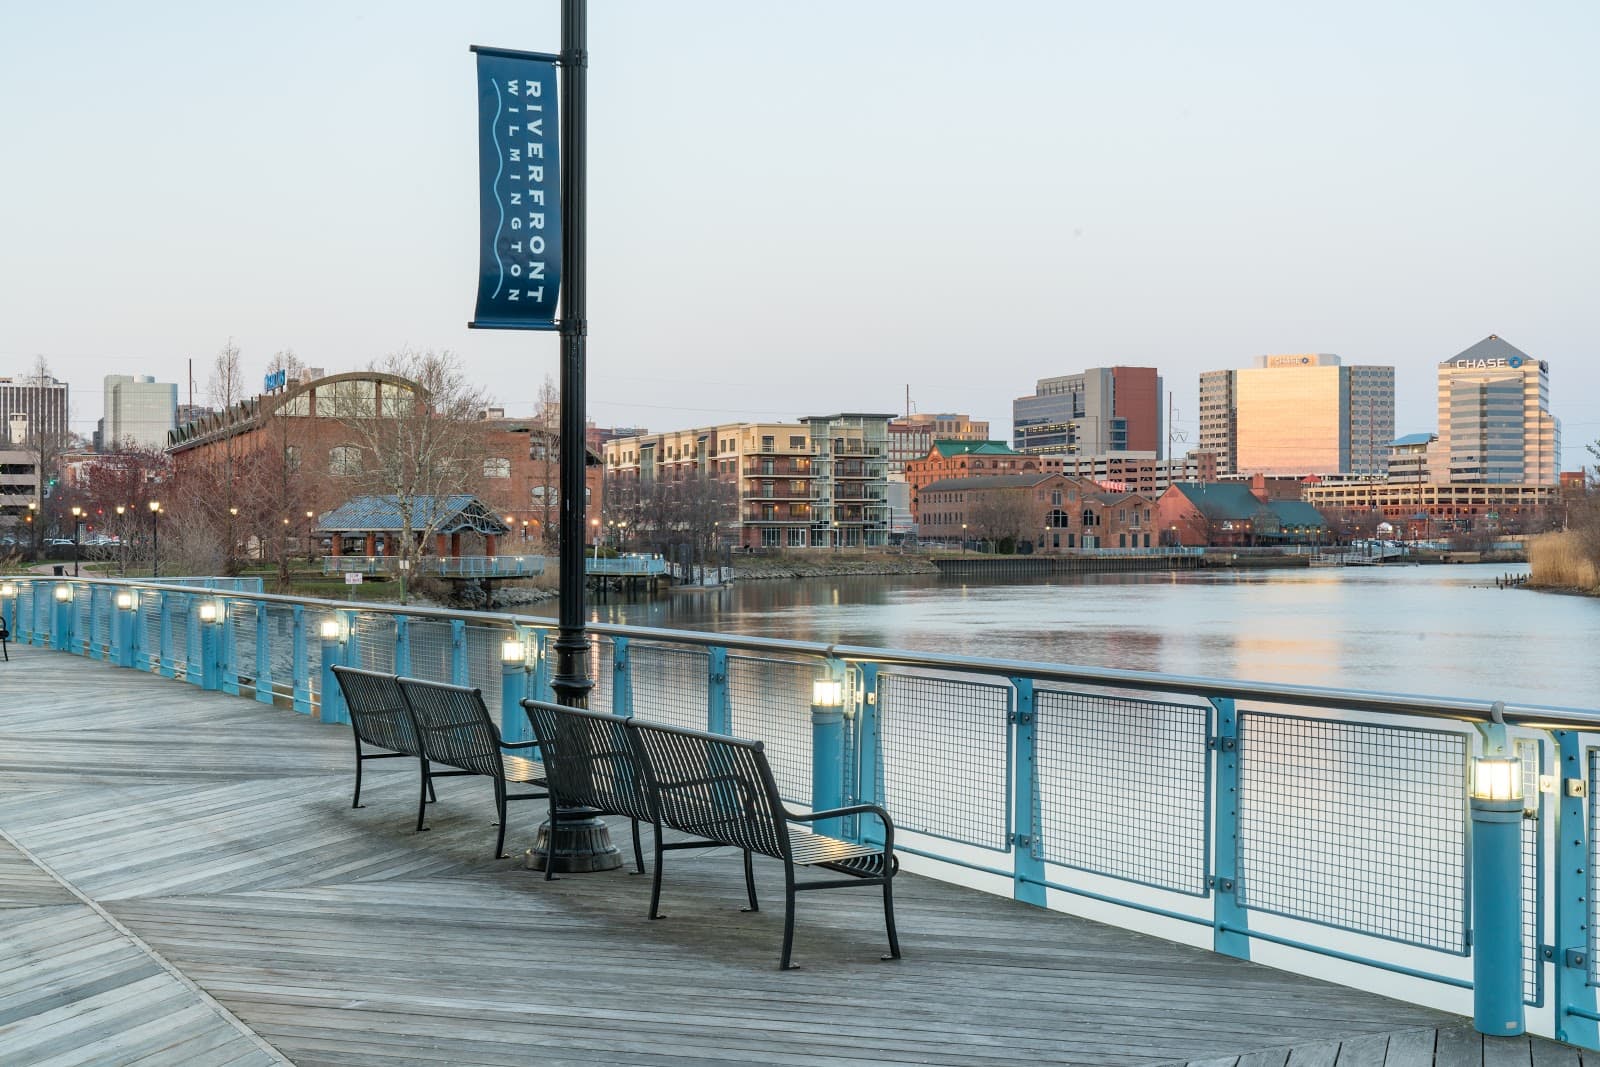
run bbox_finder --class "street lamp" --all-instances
[832,520,840,553]
[115,505,128,576]
[228,506,239,570]
[27,500,38,557]
[148,500,162,577]
[70,505,83,576]
[961,523,968,555]
[590,516,601,564]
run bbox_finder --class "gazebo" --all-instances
[316,495,512,559]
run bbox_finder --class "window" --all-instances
[484,457,511,479]
[761,435,775,451]
[789,435,806,449]
[329,445,362,476]
[284,445,301,472]
[1051,489,1063,506]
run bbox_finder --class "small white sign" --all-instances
[344,572,363,585]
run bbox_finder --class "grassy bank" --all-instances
[1528,532,1599,593]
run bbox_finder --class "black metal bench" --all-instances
[520,701,650,877]
[524,698,900,970]
[395,677,548,860]
[331,666,435,811]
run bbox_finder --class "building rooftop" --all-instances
[929,440,1018,458]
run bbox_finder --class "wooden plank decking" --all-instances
[0,643,1588,1066]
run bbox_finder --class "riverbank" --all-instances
[731,554,940,581]
[1527,532,1600,596]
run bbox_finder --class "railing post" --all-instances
[1209,696,1250,960]
[254,602,274,704]
[52,584,71,651]
[852,662,882,845]
[809,657,846,837]
[116,592,138,668]
[531,629,551,705]
[220,598,240,695]
[341,609,361,670]
[611,636,632,717]
[291,605,311,714]
[1,586,15,639]
[319,618,348,724]
[450,619,468,687]
[708,645,730,734]
[501,626,533,748]
[1011,677,1046,907]
[199,599,224,691]
[185,595,204,686]
[393,615,411,678]
[1553,730,1599,1048]
[1470,740,1526,1035]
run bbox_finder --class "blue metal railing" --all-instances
[1,572,1594,1046]
[321,555,548,578]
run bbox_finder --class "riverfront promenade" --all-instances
[0,644,1584,1066]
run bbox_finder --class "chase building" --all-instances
[1436,335,1559,485]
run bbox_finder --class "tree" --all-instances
[333,349,491,603]
[529,375,561,549]
[967,489,1032,553]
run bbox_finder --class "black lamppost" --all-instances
[70,505,83,576]
[148,500,161,577]
[116,505,127,576]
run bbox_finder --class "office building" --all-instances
[102,374,178,452]
[1012,366,1163,458]
[1200,355,1394,478]
[1436,335,1559,485]
[1,372,69,445]
[886,413,989,475]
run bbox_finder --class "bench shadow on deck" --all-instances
[0,645,1586,1067]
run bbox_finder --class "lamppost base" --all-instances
[524,809,623,874]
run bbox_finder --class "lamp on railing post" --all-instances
[810,675,846,837]
[1470,754,1526,1037]
[500,632,532,747]
[318,617,349,724]
[196,600,224,691]
[52,581,73,651]
[0,580,17,638]
[148,500,161,577]
[114,589,138,668]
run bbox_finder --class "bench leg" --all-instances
[629,818,644,875]
[416,760,431,832]
[493,780,508,859]
[882,877,902,961]
[779,869,799,970]
[649,831,666,918]
[351,744,365,809]
[740,849,759,913]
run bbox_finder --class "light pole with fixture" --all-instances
[148,500,162,577]
[70,505,83,576]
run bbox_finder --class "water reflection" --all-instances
[525,562,1600,706]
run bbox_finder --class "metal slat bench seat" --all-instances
[332,666,436,810]
[520,701,651,877]
[523,698,900,970]
[397,677,548,859]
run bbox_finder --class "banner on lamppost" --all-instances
[469,45,562,331]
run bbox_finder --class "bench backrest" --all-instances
[522,699,652,822]
[396,677,503,777]
[628,720,790,860]
[332,666,422,757]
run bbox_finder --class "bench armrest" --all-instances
[500,739,540,750]
[788,804,895,852]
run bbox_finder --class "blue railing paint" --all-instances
[1554,731,1599,1047]
[1210,696,1249,961]
[1010,678,1046,908]
[9,573,1600,1049]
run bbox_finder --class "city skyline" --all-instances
[2,2,1594,466]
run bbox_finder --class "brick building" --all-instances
[905,442,1062,515]
[917,472,1156,550]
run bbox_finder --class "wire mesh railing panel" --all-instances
[587,635,615,713]
[407,620,454,683]
[1517,738,1541,1006]
[352,614,396,675]
[1588,748,1600,986]
[92,592,111,654]
[141,596,161,665]
[264,605,297,694]
[169,598,190,674]
[1035,690,1211,896]
[1238,712,1468,953]
[728,653,818,805]
[229,600,257,683]
[75,595,91,650]
[629,644,709,730]
[465,624,504,694]
[875,671,1012,851]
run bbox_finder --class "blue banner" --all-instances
[470,47,562,331]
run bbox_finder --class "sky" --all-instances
[1,1,1596,467]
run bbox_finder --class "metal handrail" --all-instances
[6,572,1595,731]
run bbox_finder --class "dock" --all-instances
[0,643,1585,1066]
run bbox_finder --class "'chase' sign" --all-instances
[469,45,562,331]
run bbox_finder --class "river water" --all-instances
[569,562,1600,709]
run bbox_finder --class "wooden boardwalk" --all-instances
[0,643,1589,1067]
